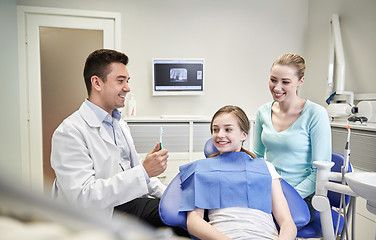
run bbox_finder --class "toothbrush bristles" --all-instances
[160,127,164,143]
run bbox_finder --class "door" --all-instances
[40,27,103,192]
[18,6,121,193]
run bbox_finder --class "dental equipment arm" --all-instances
[343,126,351,173]
[312,160,358,240]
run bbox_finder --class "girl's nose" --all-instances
[217,129,225,137]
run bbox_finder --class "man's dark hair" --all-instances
[83,49,129,96]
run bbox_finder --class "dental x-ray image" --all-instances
[170,68,187,82]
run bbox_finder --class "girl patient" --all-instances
[178,105,296,240]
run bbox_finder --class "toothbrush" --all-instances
[159,127,164,150]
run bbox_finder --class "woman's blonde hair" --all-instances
[271,53,305,80]
[209,105,256,159]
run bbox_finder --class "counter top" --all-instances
[124,115,212,123]
[123,115,376,131]
[331,120,376,132]
[123,115,257,123]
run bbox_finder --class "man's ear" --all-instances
[91,76,102,92]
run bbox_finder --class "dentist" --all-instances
[51,49,168,227]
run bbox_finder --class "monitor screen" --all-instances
[152,58,204,96]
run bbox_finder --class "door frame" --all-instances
[17,5,121,191]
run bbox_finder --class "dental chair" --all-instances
[159,138,310,237]
[297,152,353,239]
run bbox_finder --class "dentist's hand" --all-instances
[143,143,168,178]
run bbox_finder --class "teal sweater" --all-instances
[253,100,332,199]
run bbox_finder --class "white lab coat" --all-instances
[51,101,166,217]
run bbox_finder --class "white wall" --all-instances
[0,0,21,178]
[303,0,376,105]
[121,0,308,118]
[16,0,308,118]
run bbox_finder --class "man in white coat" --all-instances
[51,49,183,233]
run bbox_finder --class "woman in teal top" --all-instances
[253,53,332,223]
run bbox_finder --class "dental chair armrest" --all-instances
[159,173,187,230]
[280,179,310,228]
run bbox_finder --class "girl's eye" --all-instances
[226,128,232,132]
[213,128,219,132]
[270,79,276,83]
[282,81,290,84]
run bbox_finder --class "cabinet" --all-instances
[330,121,376,239]
[331,122,376,172]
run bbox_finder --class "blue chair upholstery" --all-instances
[297,152,353,238]
[159,138,310,235]
[280,178,311,228]
[203,138,219,157]
[159,173,188,231]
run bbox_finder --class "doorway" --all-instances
[17,6,121,193]
[40,27,103,191]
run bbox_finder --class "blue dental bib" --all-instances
[179,152,272,214]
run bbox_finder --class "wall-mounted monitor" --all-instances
[152,58,204,96]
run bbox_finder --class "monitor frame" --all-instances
[152,58,205,96]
